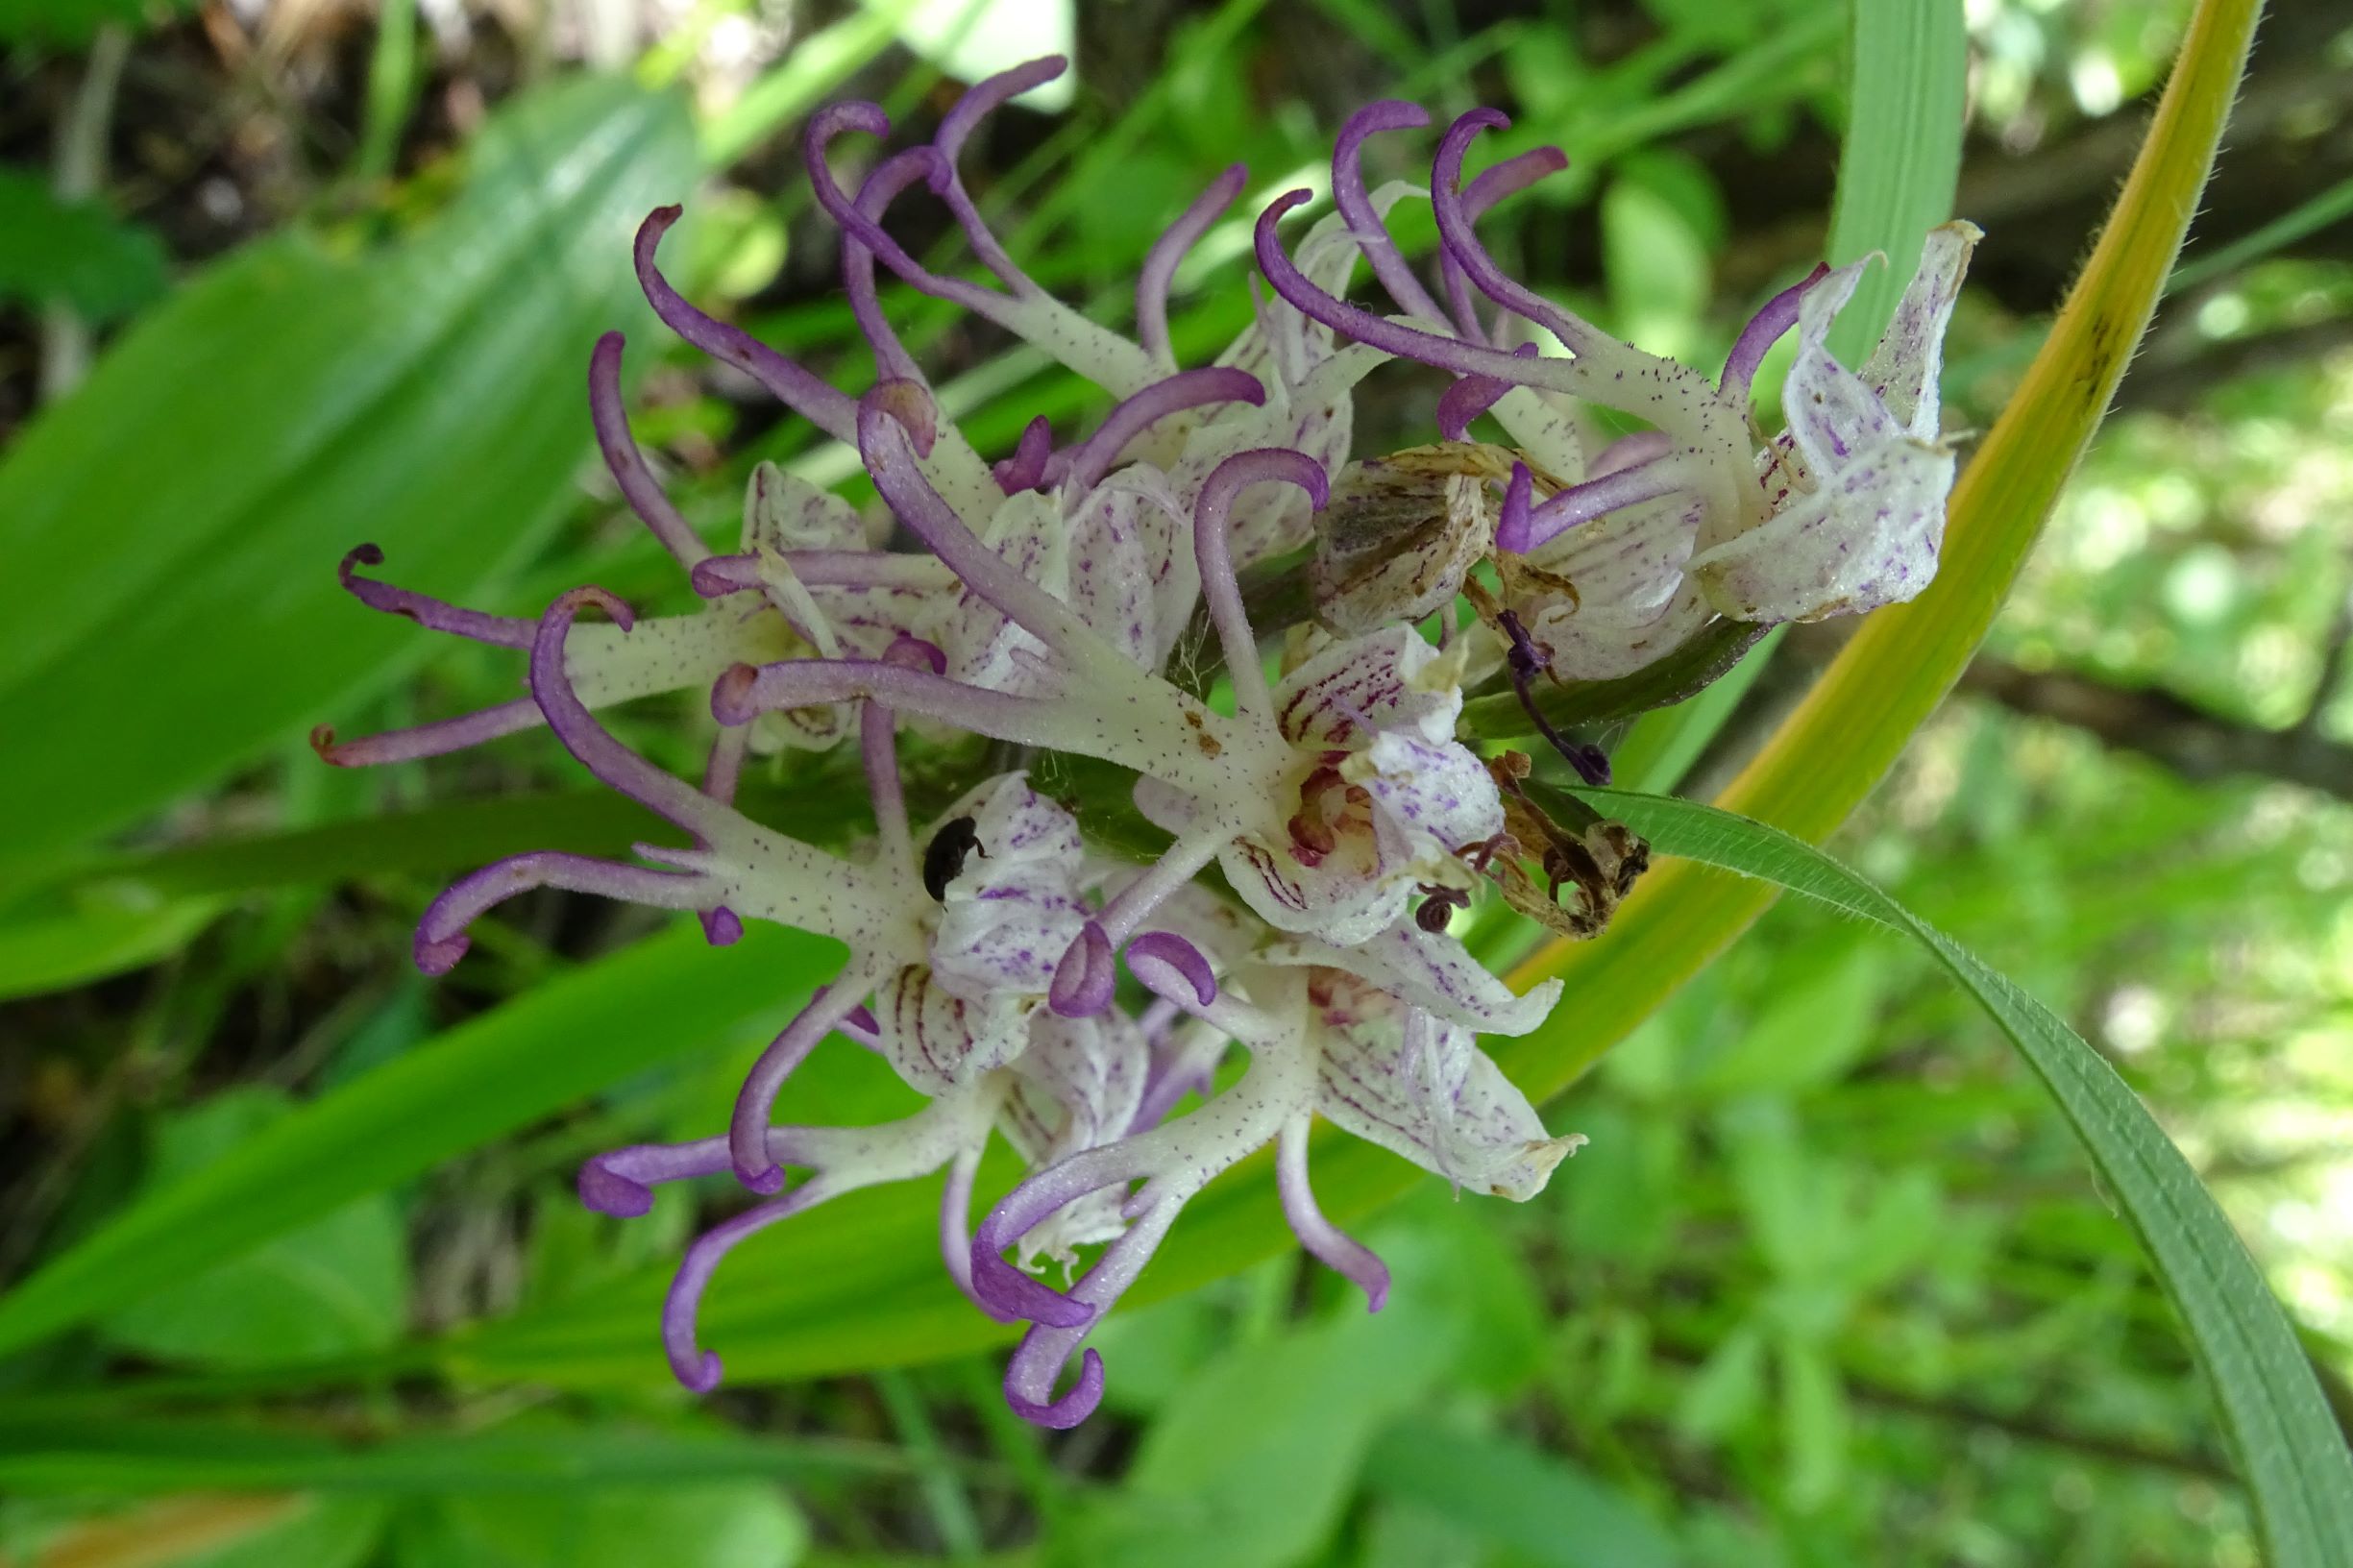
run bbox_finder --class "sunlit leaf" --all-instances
[0,75,698,879]
[0,923,836,1359]
[1583,788,2353,1564]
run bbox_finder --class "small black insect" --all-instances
[922,816,988,900]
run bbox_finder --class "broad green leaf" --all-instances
[184,1498,387,1568]
[1823,0,1967,361]
[0,1413,914,1496]
[0,890,222,1003]
[1777,1334,1849,1511]
[0,921,836,1359]
[1357,1425,1678,1568]
[99,1089,408,1368]
[0,0,197,43]
[0,170,169,323]
[398,1482,804,1568]
[0,75,698,878]
[1583,788,2353,1565]
[1052,1240,1462,1568]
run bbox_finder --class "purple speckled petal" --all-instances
[1355,728,1504,855]
[873,965,1032,1094]
[1271,920,1562,1036]
[1312,981,1582,1199]
[929,775,1090,999]
[1856,222,1980,439]
[1690,434,1956,622]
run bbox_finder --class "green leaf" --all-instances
[180,1498,388,1568]
[0,74,698,878]
[1777,1334,1849,1512]
[398,1482,804,1568]
[0,1412,913,1496]
[1055,1261,1458,1568]
[0,0,198,44]
[1580,788,2353,1565]
[0,921,837,1360]
[0,170,169,323]
[0,889,222,1003]
[98,1089,408,1368]
[1823,0,1967,359]
[1357,1424,1678,1568]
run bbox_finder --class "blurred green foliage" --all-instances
[3,0,2349,1564]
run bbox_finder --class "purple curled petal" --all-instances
[845,148,936,384]
[1430,111,1607,358]
[938,55,1066,165]
[310,699,543,770]
[335,544,535,648]
[1139,162,1247,365]
[1435,348,1532,441]
[970,1224,1097,1330]
[1001,1342,1104,1430]
[1256,190,1520,380]
[1441,146,1569,339]
[1333,99,1445,321]
[579,1157,655,1218]
[1193,447,1331,710]
[1493,461,1539,554]
[633,208,856,442]
[1277,1118,1389,1311]
[1049,921,1116,1018]
[414,850,711,976]
[1721,262,1833,401]
[1054,367,1266,494]
[1126,931,1215,1006]
[589,331,707,570]
[806,109,1001,320]
[994,415,1053,494]
[884,633,948,674]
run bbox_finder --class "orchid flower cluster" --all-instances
[319,59,1975,1427]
